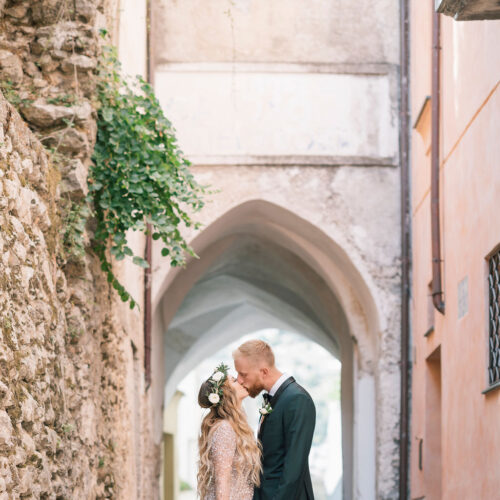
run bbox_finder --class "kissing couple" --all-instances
[197,339,316,500]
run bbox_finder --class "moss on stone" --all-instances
[1,317,15,350]
[43,159,62,258]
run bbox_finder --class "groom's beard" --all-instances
[246,382,264,398]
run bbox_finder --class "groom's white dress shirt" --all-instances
[269,372,290,397]
[258,373,290,435]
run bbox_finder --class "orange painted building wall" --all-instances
[410,2,500,499]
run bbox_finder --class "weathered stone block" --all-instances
[33,77,47,89]
[38,53,59,73]
[19,26,35,36]
[66,304,86,342]
[60,159,88,199]
[0,134,13,160]
[19,349,37,382]
[8,215,28,244]
[20,392,39,423]
[19,428,35,455]
[12,241,27,263]
[3,178,19,201]
[54,127,89,156]
[0,457,12,493]
[40,260,54,295]
[0,50,23,86]
[42,403,55,426]
[40,426,57,455]
[29,194,51,231]
[75,0,97,23]
[0,341,13,367]
[29,299,52,327]
[61,54,96,74]
[50,49,67,61]
[0,411,13,451]
[20,157,33,176]
[23,61,42,78]
[14,186,35,224]
[17,464,36,496]
[4,5,28,19]
[31,0,66,25]
[7,151,21,175]
[22,99,92,128]
[6,250,18,266]
[25,159,44,188]
[0,382,12,409]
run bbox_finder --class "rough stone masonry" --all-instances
[0,1,154,498]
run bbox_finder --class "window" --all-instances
[487,250,500,386]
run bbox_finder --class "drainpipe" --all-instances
[144,0,154,389]
[431,7,445,314]
[399,0,411,497]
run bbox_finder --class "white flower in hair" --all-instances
[211,371,224,382]
[206,363,229,406]
[208,393,220,405]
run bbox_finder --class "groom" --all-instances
[233,340,316,500]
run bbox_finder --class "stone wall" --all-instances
[0,0,100,169]
[0,85,123,499]
[0,1,156,498]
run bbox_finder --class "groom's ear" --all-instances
[260,366,269,377]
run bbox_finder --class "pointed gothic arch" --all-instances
[151,199,380,499]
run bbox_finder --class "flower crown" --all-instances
[206,362,230,406]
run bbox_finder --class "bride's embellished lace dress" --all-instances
[205,420,254,500]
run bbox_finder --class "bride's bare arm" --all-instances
[212,421,236,500]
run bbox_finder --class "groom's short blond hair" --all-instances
[233,340,275,367]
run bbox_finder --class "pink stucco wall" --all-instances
[410,3,500,498]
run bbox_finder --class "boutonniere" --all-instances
[259,401,273,416]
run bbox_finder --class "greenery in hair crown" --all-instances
[206,363,230,406]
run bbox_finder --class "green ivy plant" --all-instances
[87,33,207,309]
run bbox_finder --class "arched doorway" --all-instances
[172,329,343,499]
[152,200,379,499]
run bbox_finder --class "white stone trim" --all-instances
[156,61,396,76]
[187,154,397,167]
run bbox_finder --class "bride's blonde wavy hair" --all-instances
[197,378,262,499]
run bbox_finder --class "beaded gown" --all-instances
[205,420,254,500]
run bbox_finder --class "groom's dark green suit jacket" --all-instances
[254,377,316,500]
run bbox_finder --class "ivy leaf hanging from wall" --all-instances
[88,38,208,309]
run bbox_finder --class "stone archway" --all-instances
[151,200,380,499]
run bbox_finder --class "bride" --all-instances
[197,363,262,500]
